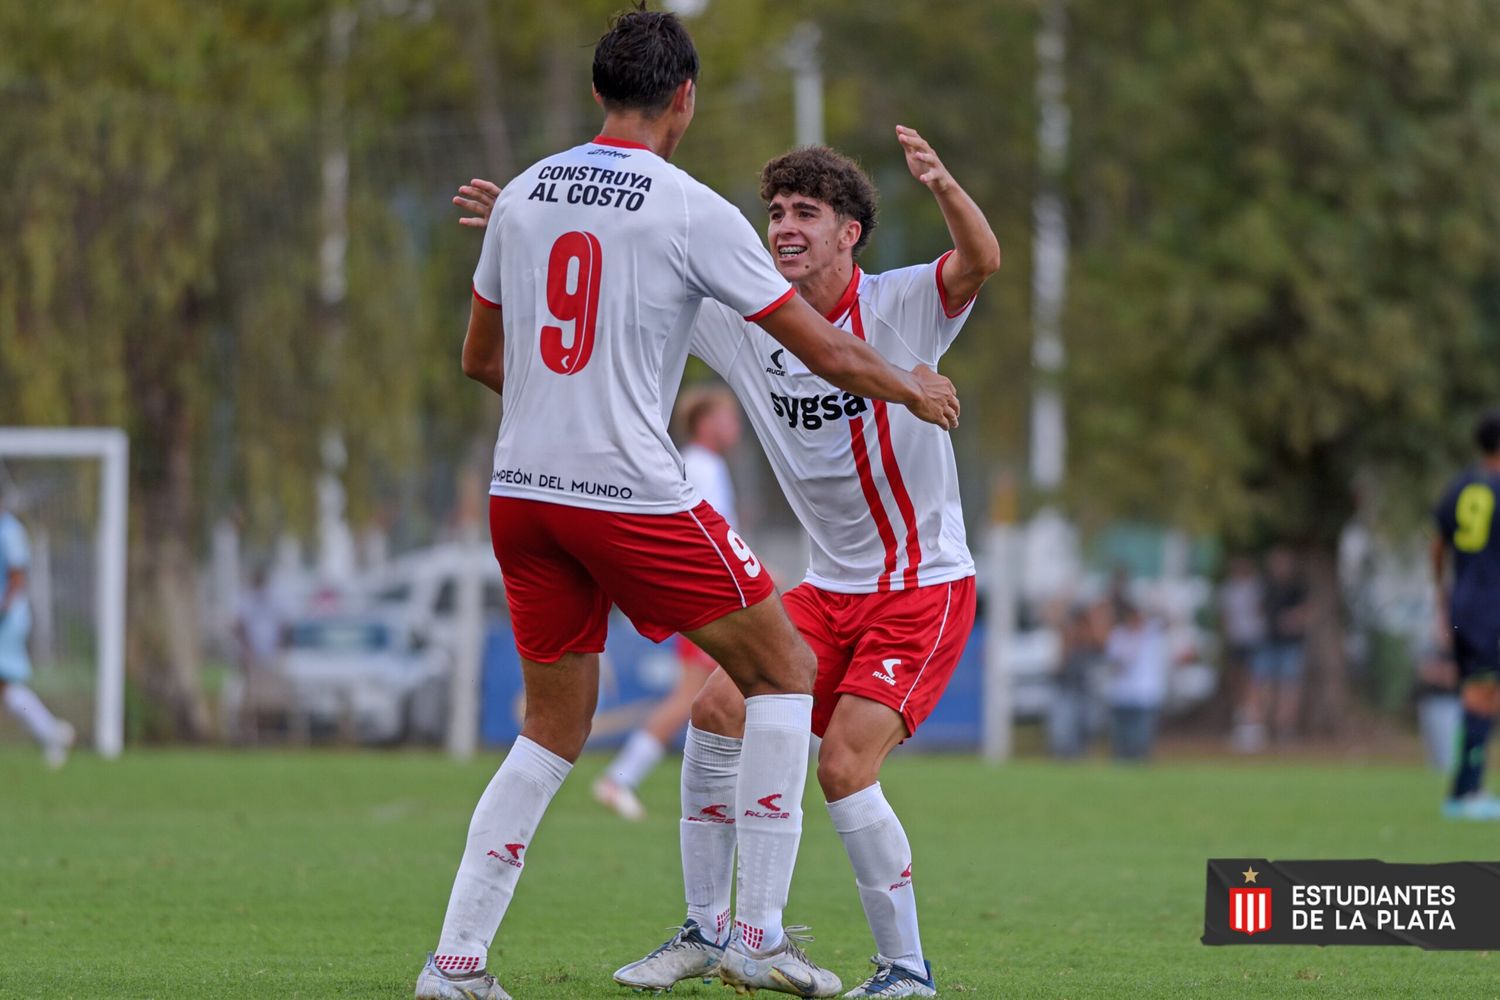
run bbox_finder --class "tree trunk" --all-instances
[127,295,212,741]
[462,0,516,182]
[1300,543,1349,737]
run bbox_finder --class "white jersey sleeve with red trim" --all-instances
[471,184,510,307]
[682,181,796,321]
[861,251,977,363]
[476,138,787,515]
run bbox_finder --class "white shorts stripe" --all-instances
[687,509,747,608]
[897,582,953,715]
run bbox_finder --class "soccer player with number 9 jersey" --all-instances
[416,8,961,1000]
[1433,409,1500,822]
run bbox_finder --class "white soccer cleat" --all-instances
[43,721,75,770]
[718,925,842,998]
[1442,793,1500,821]
[612,919,724,991]
[842,956,936,997]
[414,953,512,1000]
[593,776,646,821]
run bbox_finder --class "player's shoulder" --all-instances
[1443,466,1484,495]
[661,165,743,219]
[858,258,939,291]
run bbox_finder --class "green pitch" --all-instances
[3,749,1497,999]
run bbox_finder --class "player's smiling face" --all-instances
[766,193,858,283]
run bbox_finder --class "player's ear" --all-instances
[592,86,605,108]
[671,79,695,115]
[839,219,862,253]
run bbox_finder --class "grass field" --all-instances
[4,748,1499,999]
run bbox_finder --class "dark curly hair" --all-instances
[593,3,700,115]
[1477,409,1500,455]
[759,146,879,258]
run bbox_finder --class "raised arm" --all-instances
[755,294,959,430]
[897,125,1001,309]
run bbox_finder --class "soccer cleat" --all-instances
[43,720,75,770]
[842,957,936,998]
[718,924,841,998]
[1442,794,1500,821]
[612,919,724,991]
[414,953,512,1000]
[593,776,647,821]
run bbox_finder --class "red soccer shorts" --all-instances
[489,496,774,663]
[783,575,977,739]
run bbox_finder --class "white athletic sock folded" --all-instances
[609,729,665,791]
[680,724,741,943]
[733,694,812,955]
[434,736,572,972]
[3,683,61,745]
[827,782,925,975]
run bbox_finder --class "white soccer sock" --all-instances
[434,736,572,974]
[609,729,665,791]
[827,782,925,975]
[680,724,741,943]
[3,683,61,745]
[733,693,812,954]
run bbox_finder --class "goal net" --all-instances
[0,429,127,758]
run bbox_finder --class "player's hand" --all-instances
[907,364,960,430]
[453,178,501,228]
[897,125,953,194]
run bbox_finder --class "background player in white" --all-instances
[418,9,960,1000]
[0,492,75,768]
[614,133,1000,997]
[594,386,745,821]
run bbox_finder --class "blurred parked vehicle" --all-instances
[221,614,449,744]
[361,543,506,656]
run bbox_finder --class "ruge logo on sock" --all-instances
[745,793,790,820]
[689,803,734,824]
[486,842,526,869]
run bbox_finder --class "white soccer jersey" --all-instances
[681,443,738,528]
[473,136,793,514]
[691,255,976,593]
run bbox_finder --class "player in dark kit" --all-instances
[1433,409,1500,820]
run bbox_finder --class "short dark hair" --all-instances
[1476,409,1500,454]
[759,146,879,258]
[593,4,700,115]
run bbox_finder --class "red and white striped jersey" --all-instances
[472,136,793,514]
[691,256,976,593]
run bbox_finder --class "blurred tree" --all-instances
[802,0,1038,520]
[1064,0,1500,732]
[0,0,878,738]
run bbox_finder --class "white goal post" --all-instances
[0,428,128,758]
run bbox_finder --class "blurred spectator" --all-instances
[232,566,290,742]
[0,496,75,767]
[1221,556,1269,753]
[1250,546,1310,744]
[1048,598,1111,758]
[1105,602,1171,762]
[1414,642,1460,773]
[594,386,743,820]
